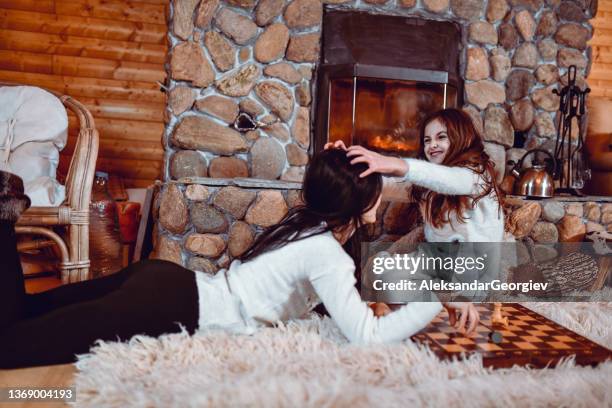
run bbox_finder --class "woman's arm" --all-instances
[309,259,442,344]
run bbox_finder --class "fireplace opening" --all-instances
[328,74,458,157]
[314,11,462,157]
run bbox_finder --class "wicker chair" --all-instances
[1,82,99,283]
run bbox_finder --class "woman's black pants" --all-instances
[0,224,199,369]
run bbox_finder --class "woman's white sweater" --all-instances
[194,231,442,344]
[402,158,505,243]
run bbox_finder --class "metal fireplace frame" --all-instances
[312,10,463,155]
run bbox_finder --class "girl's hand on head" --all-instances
[346,145,408,178]
[324,141,348,150]
[442,302,480,336]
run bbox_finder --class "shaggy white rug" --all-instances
[73,303,612,408]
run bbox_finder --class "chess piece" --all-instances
[491,302,509,327]
[489,331,503,344]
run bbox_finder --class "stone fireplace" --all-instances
[152,0,603,272]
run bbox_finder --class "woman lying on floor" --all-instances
[0,149,477,369]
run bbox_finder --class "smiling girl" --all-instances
[347,108,505,244]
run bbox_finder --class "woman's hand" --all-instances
[368,302,392,317]
[346,145,408,178]
[443,302,480,336]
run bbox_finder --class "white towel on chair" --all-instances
[0,86,68,206]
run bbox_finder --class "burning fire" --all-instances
[367,134,418,154]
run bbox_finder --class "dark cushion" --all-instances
[0,170,30,223]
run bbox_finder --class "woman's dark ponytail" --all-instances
[240,149,382,262]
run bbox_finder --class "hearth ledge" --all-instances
[169,177,302,190]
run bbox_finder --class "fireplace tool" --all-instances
[552,65,591,195]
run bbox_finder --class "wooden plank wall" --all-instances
[0,0,168,188]
[590,0,612,99]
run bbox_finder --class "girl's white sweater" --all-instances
[401,158,505,243]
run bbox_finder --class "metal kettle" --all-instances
[511,149,556,198]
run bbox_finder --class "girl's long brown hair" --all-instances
[410,108,505,228]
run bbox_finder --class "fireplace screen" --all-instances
[327,77,458,157]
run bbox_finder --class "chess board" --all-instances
[411,303,612,369]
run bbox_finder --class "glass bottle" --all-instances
[89,171,122,277]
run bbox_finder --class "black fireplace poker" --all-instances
[552,65,591,196]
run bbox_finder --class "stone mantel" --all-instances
[170,177,302,190]
[169,177,612,204]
